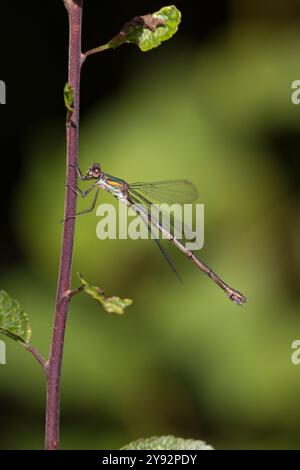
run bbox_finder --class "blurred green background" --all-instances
[1,1,300,449]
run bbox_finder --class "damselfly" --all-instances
[72,163,246,305]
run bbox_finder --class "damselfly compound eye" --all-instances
[88,163,101,178]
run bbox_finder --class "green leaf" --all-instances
[121,435,214,450]
[109,5,181,52]
[64,82,74,112]
[0,290,31,344]
[78,273,132,315]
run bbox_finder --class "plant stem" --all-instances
[63,285,84,300]
[81,43,110,65]
[24,343,47,371]
[45,0,83,450]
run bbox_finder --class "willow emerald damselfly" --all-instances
[71,163,246,305]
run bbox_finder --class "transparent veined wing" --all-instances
[128,179,198,205]
[128,189,197,251]
[128,192,182,281]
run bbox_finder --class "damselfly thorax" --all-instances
[95,173,129,204]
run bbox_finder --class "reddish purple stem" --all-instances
[45,0,83,450]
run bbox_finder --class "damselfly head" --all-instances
[85,163,102,179]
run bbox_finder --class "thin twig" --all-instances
[63,285,84,300]
[81,43,110,66]
[23,343,47,372]
[45,0,83,450]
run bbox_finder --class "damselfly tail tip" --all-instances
[228,290,247,305]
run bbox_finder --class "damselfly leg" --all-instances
[73,188,100,217]
[61,185,99,222]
